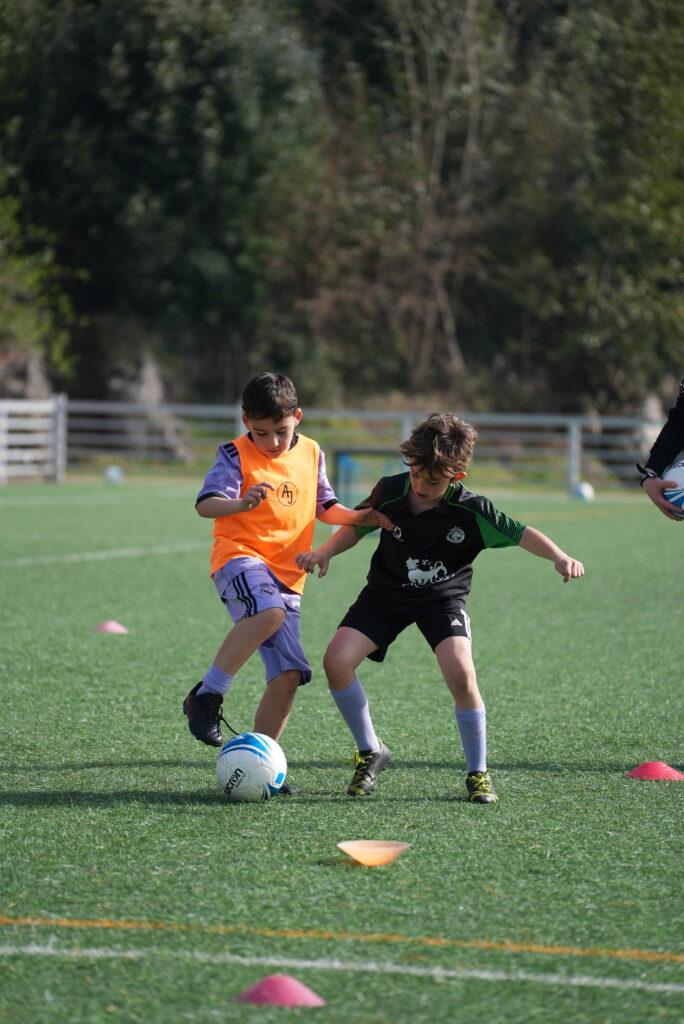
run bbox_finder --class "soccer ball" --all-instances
[216,732,287,802]
[572,480,595,502]
[662,451,684,519]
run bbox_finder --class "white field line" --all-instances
[0,488,195,508]
[0,943,681,995]
[0,542,206,568]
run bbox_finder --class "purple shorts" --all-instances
[212,558,312,685]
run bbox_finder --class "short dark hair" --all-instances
[400,412,477,476]
[241,372,299,421]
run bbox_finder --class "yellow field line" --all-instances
[0,915,681,965]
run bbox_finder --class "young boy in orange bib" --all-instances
[183,372,390,784]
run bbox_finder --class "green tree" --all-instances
[0,0,325,399]
[2,0,683,409]
[0,181,74,377]
[290,0,684,410]
[469,0,684,410]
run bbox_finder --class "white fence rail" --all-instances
[0,395,67,484]
[0,397,660,492]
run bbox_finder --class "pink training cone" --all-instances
[625,761,684,780]
[92,620,129,634]
[337,839,411,866]
[236,974,326,1007]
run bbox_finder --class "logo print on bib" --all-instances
[277,482,298,506]
[446,526,465,544]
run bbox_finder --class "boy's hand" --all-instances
[242,482,274,511]
[355,507,394,531]
[554,555,584,582]
[295,549,331,578]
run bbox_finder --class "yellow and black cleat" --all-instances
[347,741,392,796]
[466,771,499,804]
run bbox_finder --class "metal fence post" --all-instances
[50,394,68,482]
[566,418,582,495]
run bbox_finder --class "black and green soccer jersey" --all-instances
[355,473,526,604]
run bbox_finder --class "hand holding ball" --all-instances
[661,454,684,519]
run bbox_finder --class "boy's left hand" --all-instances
[555,556,584,582]
[295,550,331,578]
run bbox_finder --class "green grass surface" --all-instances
[1,481,682,1023]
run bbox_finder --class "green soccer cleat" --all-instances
[466,771,499,804]
[346,741,392,796]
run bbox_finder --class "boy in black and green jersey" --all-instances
[296,413,584,803]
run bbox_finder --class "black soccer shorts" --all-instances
[338,586,472,663]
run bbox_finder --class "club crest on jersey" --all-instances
[392,526,403,541]
[446,526,465,544]
[277,481,298,505]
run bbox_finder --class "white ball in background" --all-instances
[104,465,125,484]
[573,480,595,501]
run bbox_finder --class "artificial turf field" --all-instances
[0,479,682,1024]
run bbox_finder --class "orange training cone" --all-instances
[337,839,411,866]
[625,761,684,780]
[92,620,129,634]
[236,974,325,1007]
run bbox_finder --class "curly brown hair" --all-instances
[399,412,477,477]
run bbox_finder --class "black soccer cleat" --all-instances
[183,682,224,747]
[346,741,392,796]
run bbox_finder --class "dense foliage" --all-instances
[1,0,682,409]
[0,179,75,375]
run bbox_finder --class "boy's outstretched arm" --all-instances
[295,525,361,579]
[518,526,584,582]
[318,503,394,531]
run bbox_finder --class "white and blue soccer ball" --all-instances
[662,452,684,519]
[572,480,595,502]
[216,732,287,802]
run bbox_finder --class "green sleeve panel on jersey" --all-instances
[447,488,526,549]
[355,522,380,538]
[475,508,525,548]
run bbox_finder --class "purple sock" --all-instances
[455,705,487,773]
[329,678,379,752]
[198,663,233,696]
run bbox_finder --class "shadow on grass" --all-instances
[0,790,230,806]
[0,789,473,807]
[1,758,650,787]
[288,758,639,774]
[490,760,638,774]
[315,857,368,868]
[1,759,210,773]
